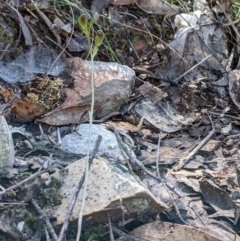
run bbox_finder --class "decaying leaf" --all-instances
[11,98,46,122]
[200,179,236,211]
[134,100,195,133]
[0,88,14,102]
[37,104,100,126]
[137,82,168,103]
[35,87,103,125]
[130,221,234,241]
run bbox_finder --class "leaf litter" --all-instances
[0,0,240,240]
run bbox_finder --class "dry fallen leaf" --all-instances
[0,88,14,102]
[11,98,46,122]
[36,103,102,126]
[130,221,234,241]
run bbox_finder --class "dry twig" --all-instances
[6,3,33,46]
[30,0,61,45]
[31,199,58,241]
[173,115,215,171]
[173,54,212,82]
[47,3,75,73]
[0,169,46,197]
[108,213,114,241]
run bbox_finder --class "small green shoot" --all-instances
[92,30,105,58]
[78,14,93,43]
[78,15,104,58]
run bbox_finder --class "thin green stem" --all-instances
[76,44,95,241]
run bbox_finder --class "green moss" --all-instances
[39,187,63,206]
[0,27,14,47]
[36,177,63,208]
[13,206,37,232]
[49,176,62,189]
[25,216,37,231]
[82,225,107,240]
[113,198,150,213]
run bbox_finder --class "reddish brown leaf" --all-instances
[11,98,46,122]
[0,88,14,102]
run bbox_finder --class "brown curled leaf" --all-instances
[0,88,14,102]
[11,97,46,122]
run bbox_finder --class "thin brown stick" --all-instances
[0,42,11,60]
[210,111,240,121]
[31,199,58,241]
[47,3,75,73]
[216,1,240,40]
[0,169,46,197]
[30,0,61,46]
[44,226,51,241]
[8,4,33,46]
[173,54,212,82]
[24,17,43,45]
[173,115,215,171]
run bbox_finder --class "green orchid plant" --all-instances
[76,14,104,240]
